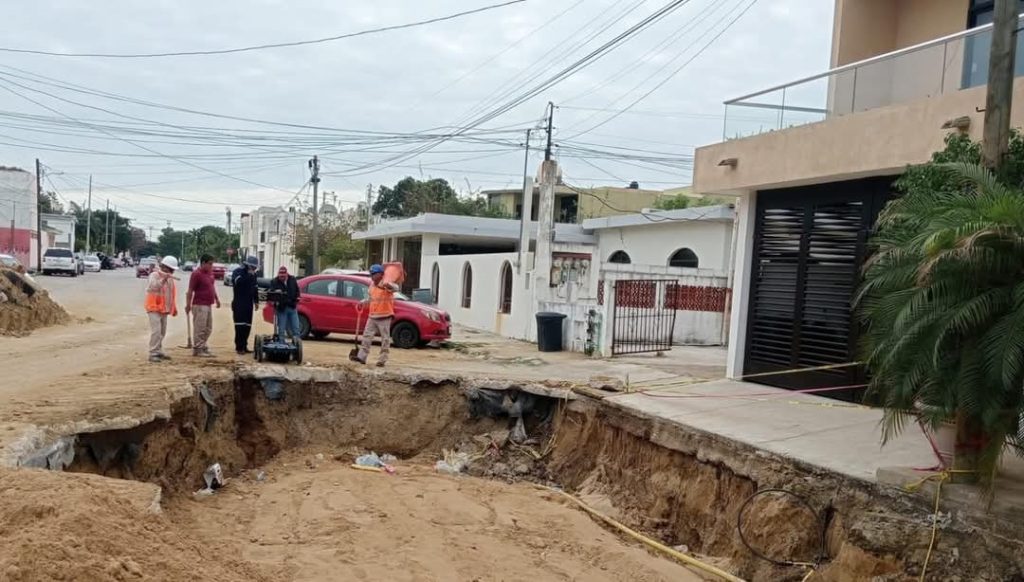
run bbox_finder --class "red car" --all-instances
[261,274,450,348]
[212,263,226,280]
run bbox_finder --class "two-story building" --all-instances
[485,183,664,223]
[694,0,1015,394]
[239,206,298,275]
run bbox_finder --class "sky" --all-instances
[0,0,834,234]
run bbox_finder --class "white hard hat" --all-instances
[160,256,179,270]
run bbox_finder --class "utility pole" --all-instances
[8,201,15,255]
[226,206,232,235]
[35,159,42,272]
[982,0,1018,169]
[181,231,185,261]
[364,183,373,230]
[103,199,110,257]
[517,128,534,274]
[111,205,117,255]
[544,102,555,161]
[308,155,321,275]
[85,175,92,253]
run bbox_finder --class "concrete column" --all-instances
[518,180,534,273]
[533,159,558,299]
[420,234,440,288]
[599,278,615,357]
[726,191,757,379]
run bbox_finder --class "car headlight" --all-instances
[420,309,441,322]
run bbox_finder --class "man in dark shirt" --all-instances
[268,266,301,339]
[186,254,220,357]
[231,256,260,354]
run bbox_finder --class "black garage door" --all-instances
[743,177,893,400]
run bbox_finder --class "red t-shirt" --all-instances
[188,269,218,306]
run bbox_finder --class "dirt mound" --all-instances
[0,269,68,336]
[0,467,270,582]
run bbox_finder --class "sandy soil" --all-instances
[168,450,707,582]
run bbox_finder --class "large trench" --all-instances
[9,367,1024,582]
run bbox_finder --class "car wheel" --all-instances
[70,271,77,278]
[311,331,329,340]
[293,338,303,364]
[298,314,312,339]
[392,321,420,349]
[254,336,263,362]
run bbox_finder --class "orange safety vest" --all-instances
[145,274,178,315]
[368,284,395,318]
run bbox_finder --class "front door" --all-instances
[744,177,893,400]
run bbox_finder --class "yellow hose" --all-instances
[535,484,746,582]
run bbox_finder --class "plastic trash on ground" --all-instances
[195,462,226,496]
[434,450,472,475]
[354,452,396,474]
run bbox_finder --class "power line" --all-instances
[0,1,525,58]
[564,0,760,139]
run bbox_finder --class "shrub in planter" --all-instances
[857,140,1024,486]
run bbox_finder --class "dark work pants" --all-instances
[232,302,254,352]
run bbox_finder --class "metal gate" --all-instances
[611,279,677,356]
[744,177,893,398]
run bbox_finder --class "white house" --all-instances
[0,167,38,270]
[354,199,735,354]
[240,206,298,275]
[40,213,76,252]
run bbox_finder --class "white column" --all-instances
[726,191,757,379]
[533,159,558,300]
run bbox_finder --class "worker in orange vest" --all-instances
[145,255,179,363]
[351,264,399,367]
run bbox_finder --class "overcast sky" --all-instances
[0,0,833,234]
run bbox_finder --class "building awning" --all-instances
[581,204,734,230]
[353,213,595,244]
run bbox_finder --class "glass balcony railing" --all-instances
[723,16,1023,140]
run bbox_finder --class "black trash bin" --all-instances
[535,312,567,352]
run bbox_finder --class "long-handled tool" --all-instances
[349,303,365,362]
[178,309,193,349]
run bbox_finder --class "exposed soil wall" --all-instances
[548,398,1024,581]
[13,370,1024,582]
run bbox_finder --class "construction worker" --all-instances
[144,255,179,363]
[269,266,301,338]
[231,256,261,354]
[351,263,399,367]
[186,254,220,357]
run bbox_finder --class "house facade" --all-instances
[239,206,298,275]
[0,167,38,270]
[40,213,76,251]
[693,0,1009,393]
[485,184,663,223]
[354,203,735,353]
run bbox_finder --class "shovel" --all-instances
[179,310,193,350]
[349,304,365,362]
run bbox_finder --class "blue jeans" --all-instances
[275,307,300,339]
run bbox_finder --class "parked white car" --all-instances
[82,255,102,272]
[42,248,78,277]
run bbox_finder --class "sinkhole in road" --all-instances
[54,372,841,582]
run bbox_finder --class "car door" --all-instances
[338,278,369,334]
[299,277,344,331]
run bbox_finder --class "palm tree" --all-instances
[856,162,1024,486]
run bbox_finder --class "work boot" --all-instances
[149,355,162,363]
[158,353,172,361]
[375,361,385,368]
[196,351,215,358]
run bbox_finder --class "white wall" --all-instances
[600,264,729,347]
[596,220,733,271]
[428,252,534,341]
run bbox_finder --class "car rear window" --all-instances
[44,249,73,258]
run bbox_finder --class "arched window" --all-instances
[461,262,473,308]
[498,261,513,314]
[608,250,631,264]
[431,263,440,304]
[668,248,699,268]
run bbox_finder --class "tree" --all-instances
[856,133,1024,487]
[653,193,725,211]
[68,202,132,254]
[292,221,365,270]
[372,176,509,219]
[39,191,63,214]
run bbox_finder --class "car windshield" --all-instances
[0,255,17,267]
[85,256,99,262]
[44,249,73,258]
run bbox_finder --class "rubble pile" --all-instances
[0,269,68,336]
